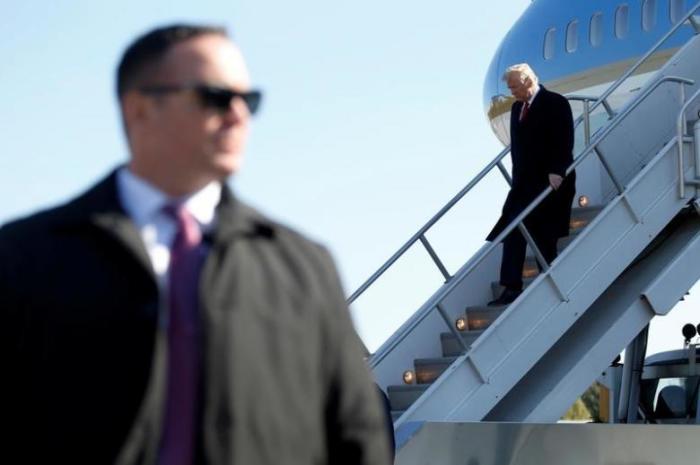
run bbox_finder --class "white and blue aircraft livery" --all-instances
[484,0,696,145]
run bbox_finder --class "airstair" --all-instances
[351,5,700,430]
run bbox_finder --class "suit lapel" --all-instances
[66,170,156,283]
[515,100,523,121]
[55,170,164,463]
[92,214,154,277]
[524,86,546,124]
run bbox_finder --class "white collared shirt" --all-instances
[116,166,222,288]
[520,85,540,120]
[528,84,540,106]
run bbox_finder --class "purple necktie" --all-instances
[519,101,529,122]
[159,204,203,465]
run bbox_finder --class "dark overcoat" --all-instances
[486,86,576,241]
[0,171,391,465]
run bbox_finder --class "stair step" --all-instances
[414,356,458,384]
[570,205,602,227]
[516,208,602,277]
[493,229,586,302]
[493,227,584,300]
[387,384,429,411]
[523,227,580,265]
[388,206,605,416]
[522,261,539,278]
[522,230,578,274]
[465,305,506,330]
[571,204,603,215]
[491,277,536,301]
[440,330,485,356]
[558,231,578,250]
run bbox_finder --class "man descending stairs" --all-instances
[487,64,576,307]
[388,206,601,419]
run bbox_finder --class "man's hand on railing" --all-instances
[549,173,563,190]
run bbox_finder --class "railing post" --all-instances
[694,118,700,181]
[679,133,686,199]
[419,235,452,282]
[681,82,687,122]
[497,161,513,186]
[675,87,700,199]
[602,98,615,118]
[436,303,470,352]
[583,99,591,146]
[346,146,512,304]
[517,223,549,273]
[681,82,688,199]
[689,14,700,33]
[593,146,624,194]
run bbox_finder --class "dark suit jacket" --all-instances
[0,170,391,465]
[487,86,576,241]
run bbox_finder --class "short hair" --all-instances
[116,24,228,99]
[502,63,539,87]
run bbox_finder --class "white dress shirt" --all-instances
[519,84,540,120]
[527,84,540,106]
[116,167,222,289]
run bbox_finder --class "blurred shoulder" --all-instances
[541,86,569,106]
[237,200,335,266]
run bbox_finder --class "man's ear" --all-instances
[121,91,151,128]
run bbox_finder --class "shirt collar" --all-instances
[528,84,541,106]
[116,166,222,228]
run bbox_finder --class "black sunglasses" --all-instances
[139,84,262,115]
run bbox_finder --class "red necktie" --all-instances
[159,204,203,465]
[519,101,529,122]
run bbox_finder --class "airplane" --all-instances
[483,0,696,146]
[357,0,700,462]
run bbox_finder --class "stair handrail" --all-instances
[347,91,587,304]
[346,144,509,303]
[676,86,700,197]
[370,73,693,368]
[464,75,695,353]
[588,3,700,121]
[349,1,700,307]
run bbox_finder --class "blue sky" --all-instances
[1,0,695,354]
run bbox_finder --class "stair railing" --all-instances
[369,73,693,368]
[676,86,700,197]
[567,95,603,146]
[350,2,700,309]
[353,2,700,365]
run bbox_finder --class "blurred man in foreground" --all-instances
[0,24,391,465]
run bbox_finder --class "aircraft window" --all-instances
[566,20,579,52]
[670,0,685,24]
[615,4,630,38]
[544,27,556,59]
[642,0,657,31]
[590,12,604,47]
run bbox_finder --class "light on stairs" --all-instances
[578,195,589,207]
[455,317,467,331]
[403,370,415,384]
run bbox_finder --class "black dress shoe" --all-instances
[487,287,522,307]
